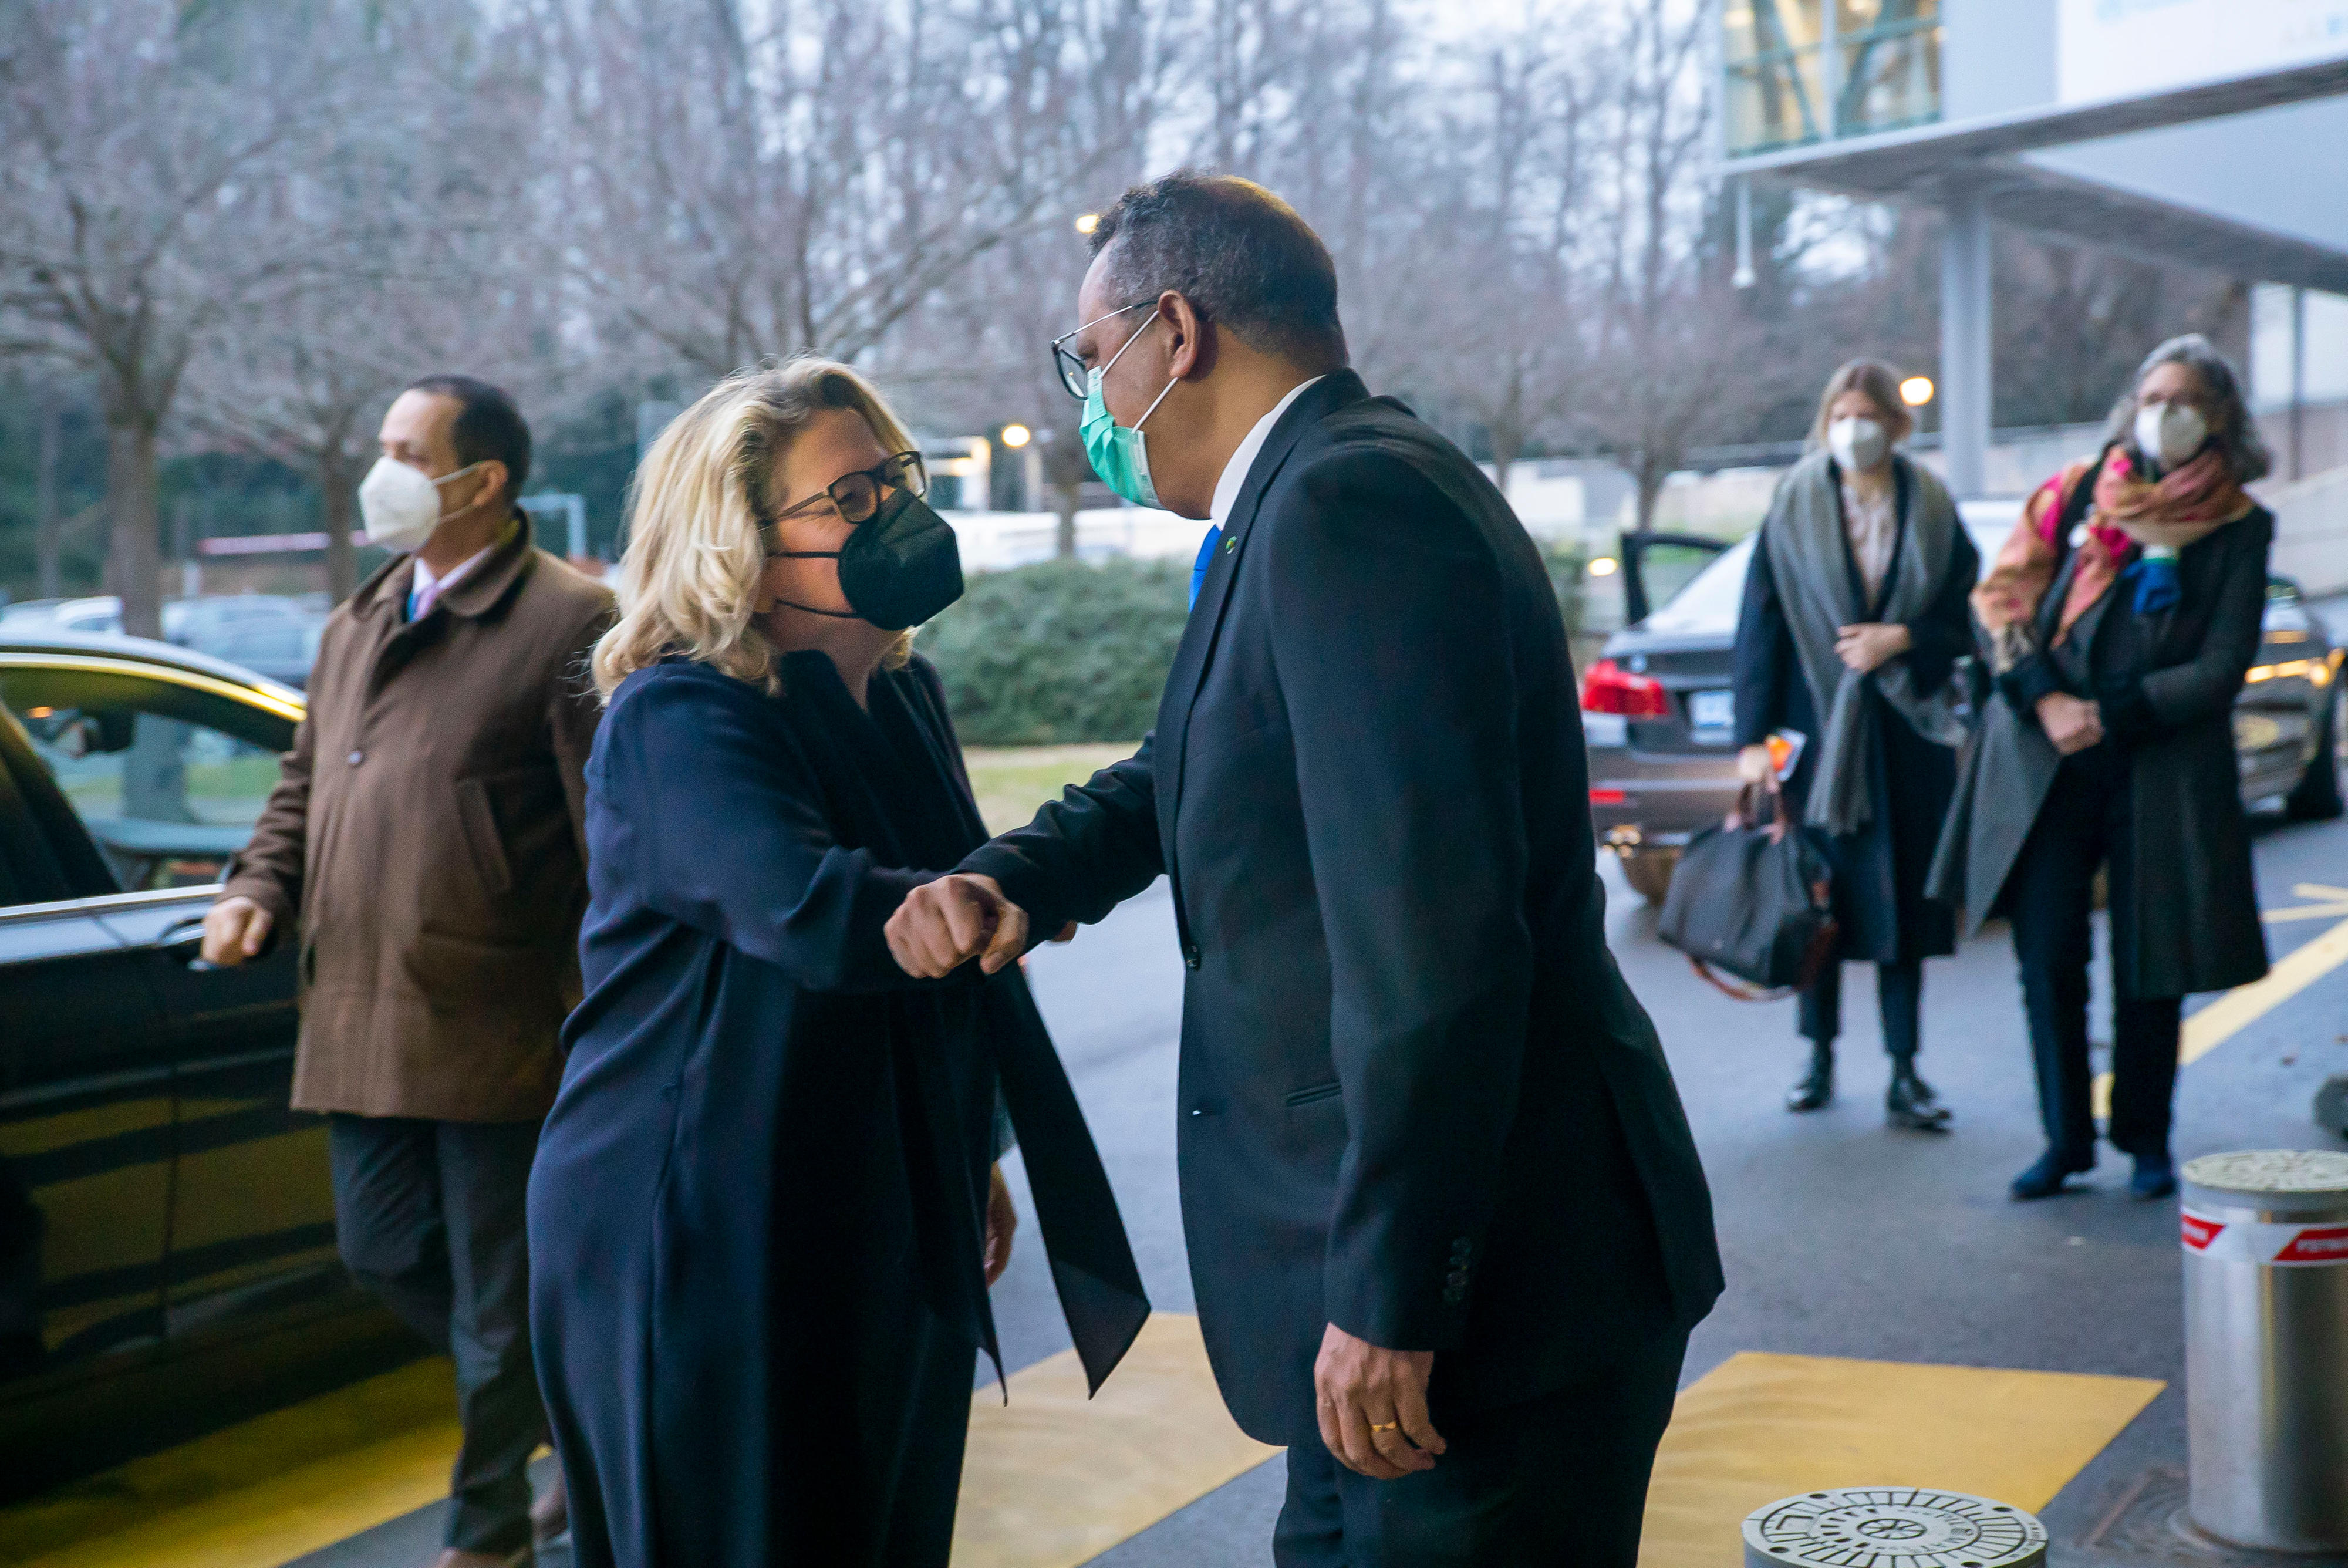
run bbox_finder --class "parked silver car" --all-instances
[0,595,325,690]
[1584,515,2346,902]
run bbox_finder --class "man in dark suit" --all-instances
[888,172,1722,1565]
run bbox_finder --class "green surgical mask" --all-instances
[1079,308,1179,510]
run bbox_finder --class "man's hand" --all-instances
[984,1163,1017,1285]
[885,873,1030,978]
[201,895,274,967]
[1735,743,1773,785]
[1313,1322,1445,1480]
[2036,692,2104,756]
[1835,622,1912,673]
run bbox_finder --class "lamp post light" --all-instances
[1900,375,1935,407]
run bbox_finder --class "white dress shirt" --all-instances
[1208,376,1325,532]
[408,539,498,622]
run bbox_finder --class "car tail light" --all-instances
[1588,787,1627,805]
[1581,659,1670,719]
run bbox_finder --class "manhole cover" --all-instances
[1744,1487,2048,1568]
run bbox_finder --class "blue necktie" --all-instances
[1190,525,1222,611]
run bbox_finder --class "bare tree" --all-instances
[1574,0,1756,532]
[184,16,556,602]
[538,0,1156,385]
[0,0,374,636]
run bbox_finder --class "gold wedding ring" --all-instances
[1368,1420,1399,1433]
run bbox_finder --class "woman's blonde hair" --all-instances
[592,358,919,701]
[1809,358,1914,447]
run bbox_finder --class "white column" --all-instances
[1940,184,1992,500]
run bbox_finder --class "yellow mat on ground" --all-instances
[1640,1352,2164,1568]
[1,1357,460,1568]
[0,1332,2161,1568]
[953,1312,1279,1567]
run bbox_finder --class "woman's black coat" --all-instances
[1731,457,1978,964]
[528,653,1145,1568]
[1931,493,2274,998]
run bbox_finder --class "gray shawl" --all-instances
[1762,451,1968,835]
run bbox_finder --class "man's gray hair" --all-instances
[1088,171,1348,368]
[2101,333,2271,483]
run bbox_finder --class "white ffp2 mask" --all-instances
[357,457,487,552]
[2133,402,2208,471]
[1828,416,1889,473]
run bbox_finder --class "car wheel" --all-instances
[1617,847,1679,905]
[2286,684,2345,821]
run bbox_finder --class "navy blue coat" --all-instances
[963,371,1722,1445]
[528,653,1143,1568]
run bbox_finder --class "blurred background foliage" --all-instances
[922,558,1190,746]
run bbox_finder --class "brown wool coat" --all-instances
[223,521,616,1121]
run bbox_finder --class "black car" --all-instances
[1584,515,2347,902]
[0,631,405,1496]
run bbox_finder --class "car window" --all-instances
[0,666,295,892]
[1643,538,1755,636]
[1639,518,2022,640]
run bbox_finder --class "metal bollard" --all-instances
[2182,1149,2348,1552]
[1742,1487,2046,1568]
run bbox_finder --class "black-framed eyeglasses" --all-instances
[768,451,927,532]
[1050,301,1155,400]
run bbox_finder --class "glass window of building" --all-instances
[1836,0,1941,139]
[1722,1,1940,156]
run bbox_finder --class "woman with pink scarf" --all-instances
[1928,335,2273,1202]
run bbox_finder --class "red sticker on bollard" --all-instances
[2272,1225,2348,1264]
[2182,1207,2348,1266]
[2180,1212,2225,1251]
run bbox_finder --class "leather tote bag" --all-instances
[1657,784,1838,999]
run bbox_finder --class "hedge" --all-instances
[922,541,1585,746]
[922,557,1189,744]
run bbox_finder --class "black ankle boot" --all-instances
[1885,1058,1952,1131]
[1786,1041,1834,1112]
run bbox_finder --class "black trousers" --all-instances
[1798,959,1923,1058]
[2005,748,2182,1161]
[330,1114,548,1556]
[1273,1327,1687,1567]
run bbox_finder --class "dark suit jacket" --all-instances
[962,370,1722,1441]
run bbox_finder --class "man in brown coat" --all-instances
[203,375,613,1568]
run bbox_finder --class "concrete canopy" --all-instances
[1719,55,2348,292]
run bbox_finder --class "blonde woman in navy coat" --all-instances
[528,360,1145,1568]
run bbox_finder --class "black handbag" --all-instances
[1657,784,1838,999]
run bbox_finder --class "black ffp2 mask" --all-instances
[772,486,966,631]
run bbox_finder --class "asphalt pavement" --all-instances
[988,802,2348,1565]
[205,593,2348,1566]
[279,792,2348,1568]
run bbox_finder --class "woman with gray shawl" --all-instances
[1732,359,1976,1130]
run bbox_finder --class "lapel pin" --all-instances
[1223,535,1237,554]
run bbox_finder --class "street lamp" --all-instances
[1900,376,1935,407]
[1000,423,1033,449]
[1074,214,1099,236]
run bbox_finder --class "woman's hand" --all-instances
[1834,622,1912,673]
[1736,743,1775,786]
[984,1164,1017,1285]
[2036,692,2104,755]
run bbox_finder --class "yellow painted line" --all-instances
[2094,913,2348,1120]
[953,1313,1278,1567]
[2,1316,1270,1568]
[0,1358,458,1568]
[1639,1352,2163,1568]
